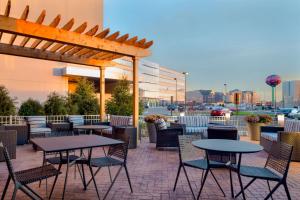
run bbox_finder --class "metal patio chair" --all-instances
[173,135,226,200]
[233,141,293,200]
[0,142,61,200]
[84,131,132,200]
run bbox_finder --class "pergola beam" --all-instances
[0,43,114,67]
[0,15,151,57]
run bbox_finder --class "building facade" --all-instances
[282,80,300,107]
[0,0,184,107]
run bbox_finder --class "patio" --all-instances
[1,136,300,200]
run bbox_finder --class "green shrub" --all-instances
[69,78,99,115]
[106,78,144,116]
[0,85,16,115]
[18,98,44,116]
[44,92,67,115]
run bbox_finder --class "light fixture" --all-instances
[225,112,231,121]
[277,114,285,127]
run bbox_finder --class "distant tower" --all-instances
[265,75,281,109]
[224,83,227,103]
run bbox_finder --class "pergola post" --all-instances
[132,57,139,129]
[99,66,106,121]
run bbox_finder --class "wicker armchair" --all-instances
[260,120,300,161]
[3,124,28,145]
[154,123,183,149]
[0,130,17,161]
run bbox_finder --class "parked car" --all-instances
[167,104,177,111]
[210,107,231,116]
[288,110,300,119]
[278,108,298,117]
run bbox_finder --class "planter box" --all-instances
[146,122,157,143]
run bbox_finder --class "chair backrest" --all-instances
[178,134,203,162]
[0,142,17,183]
[207,127,238,164]
[177,116,209,127]
[27,116,47,128]
[108,131,130,161]
[110,115,132,126]
[266,142,293,178]
[284,119,300,132]
[68,115,84,126]
[207,127,238,140]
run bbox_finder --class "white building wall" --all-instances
[0,0,103,106]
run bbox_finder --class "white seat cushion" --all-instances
[27,116,47,128]
[261,132,278,141]
[178,116,209,127]
[31,127,51,134]
[68,115,84,126]
[101,127,112,135]
[110,115,132,126]
[186,126,207,134]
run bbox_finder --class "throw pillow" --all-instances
[155,118,167,130]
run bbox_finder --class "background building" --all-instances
[282,80,300,107]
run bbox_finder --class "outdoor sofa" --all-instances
[93,115,133,137]
[260,119,300,161]
[171,115,209,137]
[26,116,52,139]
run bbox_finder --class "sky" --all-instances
[104,0,300,101]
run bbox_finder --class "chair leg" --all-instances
[86,167,102,187]
[108,166,113,183]
[283,182,292,200]
[229,169,234,198]
[12,186,18,200]
[124,164,133,193]
[267,180,273,200]
[49,163,62,199]
[103,166,123,200]
[197,169,209,200]
[235,178,256,198]
[237,173,246,200]
[173,164,182,191]
[89,166,101,200]
[81,164,87,190]
[1,176,11,200]
[264,182,281,200]
[182,166,196,200]
[200,170,204,184]
[209,170,225,197]
[22,185,43,200]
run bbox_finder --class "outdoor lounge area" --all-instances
[1,136,300,200]
[1,0,300,200]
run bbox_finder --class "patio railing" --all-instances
[0,114,278,136]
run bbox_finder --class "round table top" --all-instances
[74,125,111,130]
[192,139,263,153]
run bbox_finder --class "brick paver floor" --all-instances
[1,136,299,199]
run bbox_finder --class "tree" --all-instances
[106,78,144,116]
[44,92,67,115]
[69,78,99,115]
[18,98,44,116]
[0,85,16,115]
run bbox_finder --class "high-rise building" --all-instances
[282,80,300,107]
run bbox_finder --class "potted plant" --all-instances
[144,114,167,143]
[245,114,273,141]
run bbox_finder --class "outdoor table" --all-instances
[192,139,263,199]
[30,135,123,200]
[74,125,110,135]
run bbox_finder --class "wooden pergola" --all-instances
[0,0,153,128]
